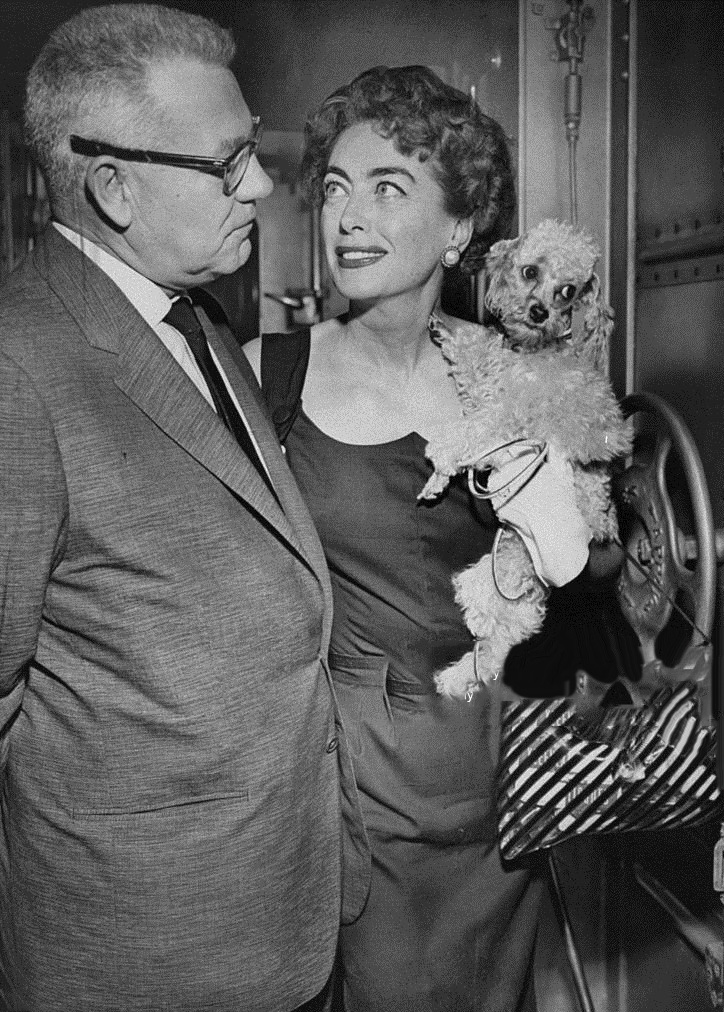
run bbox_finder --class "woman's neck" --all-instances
[344,288,441,374]
[305,285,463,445]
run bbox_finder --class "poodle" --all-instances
[420,219,632,699]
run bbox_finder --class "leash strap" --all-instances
[467,438,548,506]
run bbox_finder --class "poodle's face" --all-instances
[484,220,600,352]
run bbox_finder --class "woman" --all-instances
[245,65,592,1012]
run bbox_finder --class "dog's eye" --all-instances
[521,265,538,281]
[560,284,577,301]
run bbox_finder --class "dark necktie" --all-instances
[164,297,279,502]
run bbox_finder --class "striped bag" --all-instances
[497,677,721,861]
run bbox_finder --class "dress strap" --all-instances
[260,328,311,442]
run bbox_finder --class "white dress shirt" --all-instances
[53,222,270,474]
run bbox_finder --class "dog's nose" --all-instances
[529,302,548,324]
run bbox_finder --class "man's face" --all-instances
[122,58,273,291]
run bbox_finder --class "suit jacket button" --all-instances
[325,736,338,753]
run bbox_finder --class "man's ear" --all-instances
[453,216,475,254]
[84,157,133,229]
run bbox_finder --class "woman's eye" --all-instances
[376,180,405,197]
[323,179,345,198]
[560,284,577,301]
[521,265,538,281]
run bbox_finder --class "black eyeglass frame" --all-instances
[69,116,263,196]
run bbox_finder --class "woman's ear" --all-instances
[452,217,475,254]
[83,157,133,229]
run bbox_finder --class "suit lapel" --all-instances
[201,311,331,585]
[34,228,315,571]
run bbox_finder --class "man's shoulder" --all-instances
[0,249,79,368]
[0,248,44,301]
[0,224,89,323]
[0,253,51,327]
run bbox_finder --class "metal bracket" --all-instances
[637,253,724,290]
[544,1,596,65]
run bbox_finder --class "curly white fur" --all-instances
[422,220,632,699]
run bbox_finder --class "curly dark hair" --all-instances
[301,65,516,274]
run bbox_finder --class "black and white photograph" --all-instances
[0,2,723,1010]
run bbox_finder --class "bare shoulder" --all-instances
[431,309,470,333]
[309,317,345,351]
[243,336,262,382]
[307,317,347,377]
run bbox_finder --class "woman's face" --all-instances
[321,122,462,303]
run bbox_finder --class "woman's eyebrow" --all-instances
[324,165,416,183]
[368,166,416,182]
[325,165,351,181]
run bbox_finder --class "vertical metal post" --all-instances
[624,0,638,395]
[0,109,14,283]
[310,203,324,322]
[547,852,597,1012]
[718,564,724,793]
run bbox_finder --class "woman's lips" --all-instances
[335,247,387,269]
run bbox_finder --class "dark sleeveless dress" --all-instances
[261,330,542,1012]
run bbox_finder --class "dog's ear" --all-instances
[575,272,614,370]
[484,236,519,316]
[485,237,518,278]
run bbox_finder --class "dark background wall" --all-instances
[0,0,517,138]
[0,0,517,335]
[634,0,724,529]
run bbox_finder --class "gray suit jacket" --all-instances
[0,227,369,1011]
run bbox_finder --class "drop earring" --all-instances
[440,244,461,268]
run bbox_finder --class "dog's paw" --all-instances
[434,652,479,699]
[418,471,451,500]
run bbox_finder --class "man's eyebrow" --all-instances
[324,165,416,183]
[216,137,244,158]
[215,126,254,159]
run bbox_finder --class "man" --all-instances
[0,6,368,1010]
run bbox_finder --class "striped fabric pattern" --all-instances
[497,681,721,860]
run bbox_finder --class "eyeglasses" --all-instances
[69,116,263,196]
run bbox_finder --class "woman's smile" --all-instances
[335,245,387,268]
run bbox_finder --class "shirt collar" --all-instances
[53,221,175,329]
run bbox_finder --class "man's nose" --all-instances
[235,155,273,202]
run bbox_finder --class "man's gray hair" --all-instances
[24,4,236,213]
